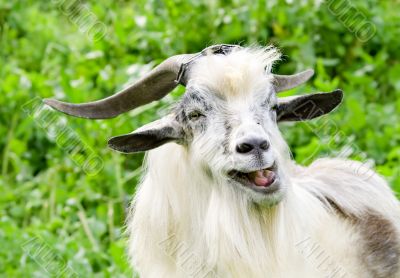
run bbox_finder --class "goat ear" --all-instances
[277,89,343,122]
[108,115,183,153]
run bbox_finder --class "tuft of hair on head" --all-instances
[243,44,282,73]
[189,45,281,98]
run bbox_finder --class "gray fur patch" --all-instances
[175,108,193,141]
[323,197,400,278]
[189,93,212,112]
[359,211,400,278]
[180,91,212,112]
[222,120,232,154]
[175,91,213,139]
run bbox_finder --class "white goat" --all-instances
[45,45,400,278]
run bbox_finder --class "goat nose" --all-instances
[236,138,270,154]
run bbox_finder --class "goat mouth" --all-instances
[228,163,279,193]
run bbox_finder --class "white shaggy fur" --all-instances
[126,47,400,277]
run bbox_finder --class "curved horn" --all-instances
[273,69,314,93]
[43,54,197,119]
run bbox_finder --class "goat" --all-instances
[45,44,400,278]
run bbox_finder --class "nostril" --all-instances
[259,140,270,150]
[236,143,254,154]
[236,138,270,154]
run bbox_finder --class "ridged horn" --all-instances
[273,69,314,92]
[43,54,197,119]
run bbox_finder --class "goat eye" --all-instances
[271,104,278,112]
[188,110,204,121]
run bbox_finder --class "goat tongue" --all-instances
[248,170,276,187]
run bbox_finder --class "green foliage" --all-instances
[0,0,399,276]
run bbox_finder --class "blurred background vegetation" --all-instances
[0,0,399,276]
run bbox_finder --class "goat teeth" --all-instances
[263,169,272,176]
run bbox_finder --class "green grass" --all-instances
[0,0,399,276]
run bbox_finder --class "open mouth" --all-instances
[228,163,279,193]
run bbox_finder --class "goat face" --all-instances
[173,80,285,204]
[44,45,343,205]
[108,48,342,205]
